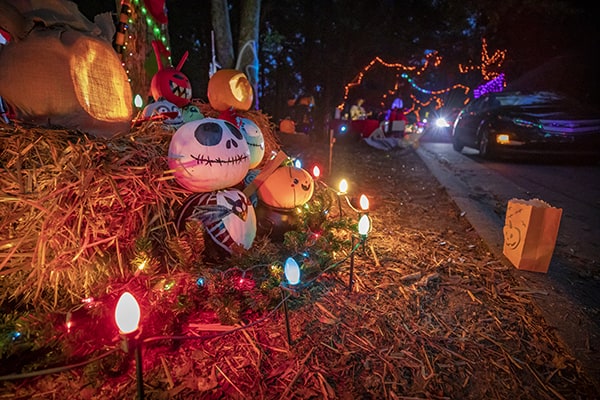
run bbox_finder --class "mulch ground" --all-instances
[2,131,599,399]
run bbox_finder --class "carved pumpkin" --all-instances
[0,27,132,138]
[168,118,251,192]
[239,117,265,169]
[150,41,192,108]
[207,69,253,111]
[175,189,256,254]
[257,165,314,209]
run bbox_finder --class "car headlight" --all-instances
[495,133,525,146]
[435,117,450,128]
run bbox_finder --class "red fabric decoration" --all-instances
[218,108,242,128]
[143,0,168,24]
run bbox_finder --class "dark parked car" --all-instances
[451,91,600,160]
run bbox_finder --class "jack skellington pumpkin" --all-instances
[168,118,251,192]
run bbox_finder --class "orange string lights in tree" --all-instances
[459,38,507,81]
[338,52,471,119]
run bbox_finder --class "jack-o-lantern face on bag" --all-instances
[503,221,521,250]
[239,117,265,169]
[168,118,251,192]
[257,165,314,209]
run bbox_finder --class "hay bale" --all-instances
[0,108,282,311]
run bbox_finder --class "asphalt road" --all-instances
[415,140,600,386]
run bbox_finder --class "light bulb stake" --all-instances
[348,234,357,291]
[280,285,293,346]
[117,330,144,400]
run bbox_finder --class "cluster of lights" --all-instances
[459,38,507,81]
[338,53,471,120]
[2,155,374,392]
[338,52,445,110]
[473,73,506,98]
[115,0,171,107]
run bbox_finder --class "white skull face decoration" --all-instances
[143,98,183,126]
[239,117,265,169]
[176,188,257,254]
[168,118,251,192]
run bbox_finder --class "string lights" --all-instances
[338,53,471,120]
[459,38,507,81]
[115,0,171,108]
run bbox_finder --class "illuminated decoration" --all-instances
[339,54,470,120]
[459,38,507,81]
[115,0,171,108]
[474,73,506,98]
[284,257,301,285]
[311,165,321,179]
[115,292,141,335]
[282,257,301,345]
[358,214,371,237]
[134,94,144,108]
[359,194,369,211]
[0,16,133,138]
[114,291,145,399]
[338,179,348,194]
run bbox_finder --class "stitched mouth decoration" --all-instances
[168,118,251,192]
[190,153,249,166]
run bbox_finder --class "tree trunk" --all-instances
[211,0,235,69]
[237,0,261,108]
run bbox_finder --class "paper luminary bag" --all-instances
[502,198,563,273]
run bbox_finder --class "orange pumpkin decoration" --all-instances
[257,165,314,209]
[279,118,296,134]
[207,69,253,111]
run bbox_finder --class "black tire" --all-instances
[478,130,496,159]
[452,134,464,152]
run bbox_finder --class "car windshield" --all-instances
[495,91,564,107]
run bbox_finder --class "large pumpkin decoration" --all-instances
[150,40,192,108]
[0,2,132,138]
[176,189,256,254]
[257,165,314,209]
[239,117,265,169]
[168,118,251,192]
[207,69,253,111]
